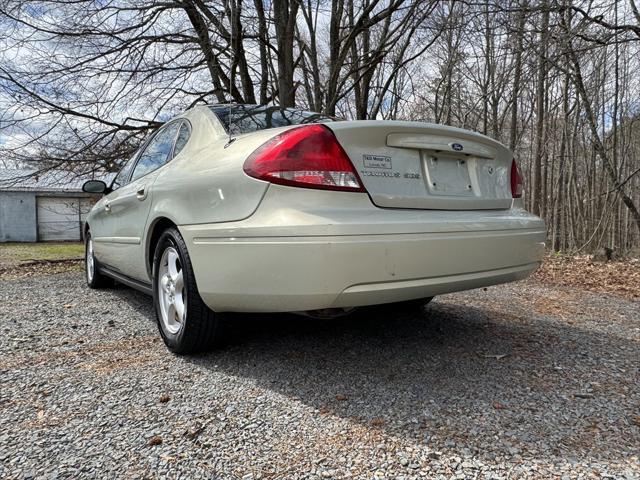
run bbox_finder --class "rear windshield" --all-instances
[209,105,339,136]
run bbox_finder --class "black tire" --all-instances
[152,227,220,354]
[85,231,112,289]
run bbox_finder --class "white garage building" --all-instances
[0,169,110,242]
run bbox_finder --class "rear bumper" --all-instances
[179,187,545,312]
[337,262,538,307]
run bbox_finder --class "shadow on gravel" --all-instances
[109,282,156,317]
[183,298,638,464]
[109,283,638,464]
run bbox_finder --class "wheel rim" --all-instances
[86,238,94,282]
[158,246,186,335]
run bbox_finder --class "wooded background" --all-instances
[1,0,639,253]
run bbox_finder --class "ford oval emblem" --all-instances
[452,143,463,151]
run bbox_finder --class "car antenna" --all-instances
[224,6,236,149]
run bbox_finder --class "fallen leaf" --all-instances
[573,392,594,399]
[335,394,348,401]
[534,254,640,300]
[480,353,509,360]
[148,435,162,446]
[184,423,205,440]
[319,407,330,415]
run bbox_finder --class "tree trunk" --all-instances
[532,0,549,217]
[273,0,299,107]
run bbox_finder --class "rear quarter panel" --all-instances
[150,107,278,226]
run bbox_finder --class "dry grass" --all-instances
[0,242,84,266]
[0,241,84,279]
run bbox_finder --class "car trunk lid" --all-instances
[326,120,514,210]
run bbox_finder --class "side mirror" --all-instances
[82,180,108,194]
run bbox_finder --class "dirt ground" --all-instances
[0,248,638,479]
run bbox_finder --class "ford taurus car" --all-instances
[82,104,546,353]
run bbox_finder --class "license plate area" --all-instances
[423,154,473,196]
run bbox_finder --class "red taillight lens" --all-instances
[510,159,523,198]
[243,124,365,192]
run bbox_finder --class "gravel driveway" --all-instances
[1,271,638,479]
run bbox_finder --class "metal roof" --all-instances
[0,169,114,193]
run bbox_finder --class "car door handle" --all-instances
[136,187,147,201]
[104,202,111,213]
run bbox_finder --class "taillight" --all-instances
[243,124,365,192]
[510,159,523,198]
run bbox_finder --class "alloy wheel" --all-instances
[86,238,94,282]
[157,246,186,334]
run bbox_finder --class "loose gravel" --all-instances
[1,271,638,479]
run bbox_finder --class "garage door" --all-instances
[36,197,95,241]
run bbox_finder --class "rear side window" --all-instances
[173,122,190,157]
[209,105,340,136]
[130,122,181,181]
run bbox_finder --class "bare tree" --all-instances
[1,0,639,251]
